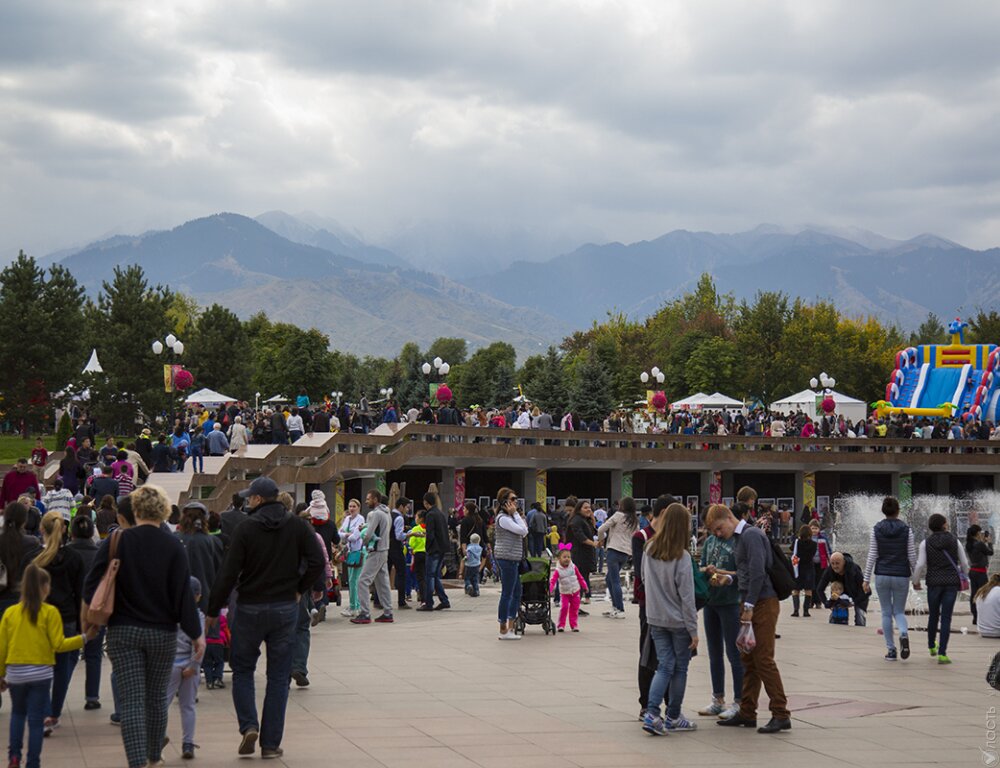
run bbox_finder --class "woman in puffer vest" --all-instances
[912,513,969,665]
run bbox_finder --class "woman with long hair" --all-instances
[67,514,104,710]
[338,499,365,617]
[641,503,699,735]
[493,487,527,640]
[966,525,994,625]
[0,502,44,616]
[790,525,817,617]
[975,574,1000,638]
[597,497,639,619]
[95,495,118,539]
[177,502,223,613]
[567,499,598,610]
[33,511,86,735]
[57,447,84,495]
[83,484,203,768]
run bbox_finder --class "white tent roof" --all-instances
[184,387,237,405]
[265,394,290,403]
[770,389,865,409]
[82,348,103,374]
[672,392,743,409]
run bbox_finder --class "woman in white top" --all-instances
[228,416,249,452]
[975,575,1000,638]
[338,499,365,616]
[597,498,639,618]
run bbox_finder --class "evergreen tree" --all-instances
[909,312,946,346]
[569,350,613,422]
[529,346,569,415]
[187,304,252,398]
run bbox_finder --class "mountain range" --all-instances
[47,212,1000,357]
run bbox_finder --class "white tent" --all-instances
[184,387,237,405]
[672,392,744,410]
[265,394,290,403]
[82,348,103,374]
[770,389,868,425]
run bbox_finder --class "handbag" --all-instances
[942,549,970,591]
[86,529,122,626]
[345,549,362,567]
[987,652,1000,691]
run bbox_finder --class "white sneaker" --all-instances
[719,702,740,720]
[611,609,627,619]
[697,700,725,716]
[498,632,522,641]
[341,608,356,617]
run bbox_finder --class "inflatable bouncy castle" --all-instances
[880,319,1000,422]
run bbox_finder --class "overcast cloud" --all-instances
[2,0,999,266]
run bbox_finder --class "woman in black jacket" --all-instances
[791,525,818,617]
[68,514,104,709]
[34,511,86,733]
[177,502,224,612]
[966,525,994,625]
[0,501,44,615]
[567,499,598,609]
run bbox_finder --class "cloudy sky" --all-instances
[2,0,999,267]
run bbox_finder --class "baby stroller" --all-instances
[514,557,555,635]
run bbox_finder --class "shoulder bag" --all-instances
[86,529,123,626]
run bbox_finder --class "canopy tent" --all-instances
[265,394,290,403]
[672,392,744,410]
[184,387,237,405]
[82,348,103,374]
[770,389,868,425]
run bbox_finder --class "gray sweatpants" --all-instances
[165,666,198,745]
[357,549,392,618]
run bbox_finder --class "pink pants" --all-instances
[559,591,581,630]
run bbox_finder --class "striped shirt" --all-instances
[5,664,53,684]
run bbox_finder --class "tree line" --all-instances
[2,252,999,432]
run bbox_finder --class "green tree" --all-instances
[968,309,1000,345]
[525,346,569,415]
[393,342,426,408]
[909,312,946,346]
[55,411,72,448]
[426,337,468,366]
[186,304,252,399]
[569,350,613,422]
[685,336,741,394]
[166,292,201,336]
[454,342,515,407]
[252,323,336,401]
[0,253,86,431]
[84,265,174,431]
[733,291,792,402]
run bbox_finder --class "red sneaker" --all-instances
[350,615,372,624]
[374,614,394,623]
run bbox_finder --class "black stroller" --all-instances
[513,557,555,635]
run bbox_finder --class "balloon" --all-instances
[821,395,836,414]
[651,391,667,412]
[436,384,452,403]
[174,369,194,391]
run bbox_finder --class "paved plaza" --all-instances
[5,584,995,768]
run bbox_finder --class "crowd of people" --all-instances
[0,392,997,764]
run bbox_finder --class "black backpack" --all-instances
[767,540,796,600]
[988,652,1000,691]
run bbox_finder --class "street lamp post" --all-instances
[421,359,450,402]
[639,366,666,431]
[152,334,184,428]
[331,390,343,408]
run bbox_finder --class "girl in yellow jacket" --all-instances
[0,563,91,768]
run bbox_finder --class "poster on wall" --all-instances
[545,496,556,512]
[777,497,794,524]
[722,496,734,508]
[478,496,491,514]
[817,495,830,522]
[686,495,700,515]
[634,498,649,509]
[594,498,610,512]
[758,498,776,512]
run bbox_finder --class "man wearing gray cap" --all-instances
[207,476,325,760]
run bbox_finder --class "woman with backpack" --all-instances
[0,502,44,617]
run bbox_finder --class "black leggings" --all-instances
[971,570,988,623]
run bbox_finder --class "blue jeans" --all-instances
[875,574,910,650]
[84,628,106,702]
[497,559,523,623]
[230,601,298,751]
[702,603,743,701]
[50,648,78,719]
[596,546,606,573]
[8,679,51,768]
[647,626,692,721]
[605,549,628,612]
[465,567,481,596]
[528,532,546,557]
[423,552,449,608]
[927,585,959,655]
[291,595,311,676]
[190,449,204,473]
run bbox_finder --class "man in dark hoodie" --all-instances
[816,552,869,626]
[207,477,325,760]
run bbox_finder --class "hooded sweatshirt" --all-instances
[206,500,325,616]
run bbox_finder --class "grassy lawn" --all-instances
[0,434,58,465]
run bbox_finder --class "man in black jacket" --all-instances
[816,552,869,626]
[207,477,324,760]
[416,492,451,611]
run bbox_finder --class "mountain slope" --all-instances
[255,210,411,269]
[58,213,567,357]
